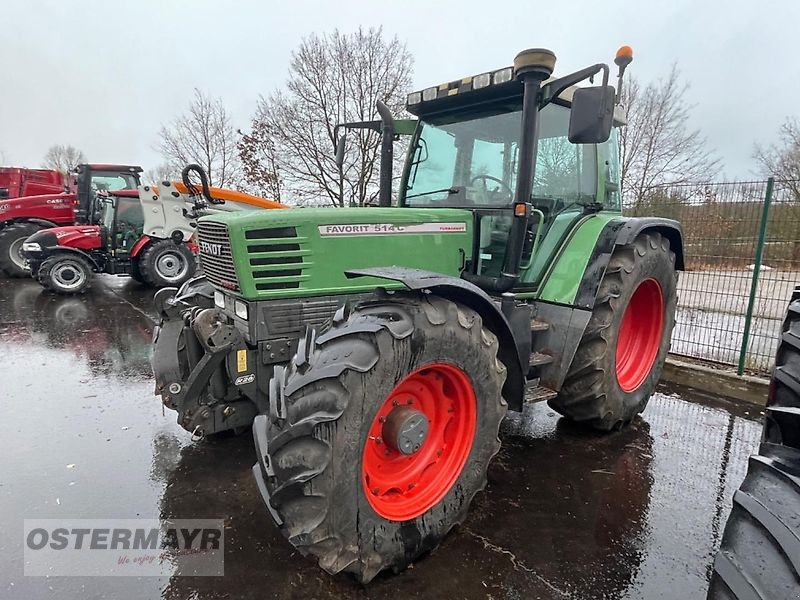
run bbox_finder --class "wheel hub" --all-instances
[156,251,188,282]
[362,363,477,521]
[382,406,429,455]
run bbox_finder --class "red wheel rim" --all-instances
[616,278,664,392]
[362,363,477,521]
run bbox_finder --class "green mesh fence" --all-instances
[623,179,800,375]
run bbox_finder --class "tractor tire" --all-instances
[37,253,93,295]
[0,222,43,277]
[129,258,144,284]
[707,293,800,600]
[550,231,677,431]
[253,291,507,583]
[138,240,196,288]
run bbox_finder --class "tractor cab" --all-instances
[399,63,625,294]
[95,190,146,256]
[75,164,143,222]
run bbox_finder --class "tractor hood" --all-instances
[195,207,475,300]
[0,193,78,224]
[25,224,103,251]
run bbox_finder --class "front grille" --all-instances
[245,226,310,292]
[197,221,240,291]
[261,296,365,336]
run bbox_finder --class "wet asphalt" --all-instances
[0,276,765,600]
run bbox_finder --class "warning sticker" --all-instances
[236,350,248,373]
[318,222,467,236]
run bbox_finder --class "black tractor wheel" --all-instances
[129,258,144,283]
[550,231,677,431]
[707,291,800,600]
[138,240,196,288]
[37,253,93,295]
[253,291,507,583]
[0,222,44,277]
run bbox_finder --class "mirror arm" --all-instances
[541,63,608,108]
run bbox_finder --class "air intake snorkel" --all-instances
[463,48,556,293]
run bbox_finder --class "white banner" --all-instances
[24,519,224,576]
[318,222,467,236]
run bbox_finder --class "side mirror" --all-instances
[568,85,615,144]
[334,135,346,172]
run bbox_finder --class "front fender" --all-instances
[345,266,526,409]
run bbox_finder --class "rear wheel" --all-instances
[0,222,43,277]
[138,240,196,288]
[549,231,677,430]
[253,291,507,582]
[129,258,144,283]
[37,253,93,295]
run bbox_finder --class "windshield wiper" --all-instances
[405,187,460,200]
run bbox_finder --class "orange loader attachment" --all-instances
[171,182,288,210]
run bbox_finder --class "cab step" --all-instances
[529,352,554,368]
[525,385,558,403]
[530,319,550,332]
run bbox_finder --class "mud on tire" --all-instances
[707,291,800,599]
[0,222,43,277]
[253,291,507,583]
[549,231,677,431]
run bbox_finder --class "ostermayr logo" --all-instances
[24,519,224,576]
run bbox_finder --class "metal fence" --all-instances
[624,178,800,375]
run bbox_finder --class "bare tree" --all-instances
[754,117,800,198]
[157,89,241,188]
[143,163,178,186]
[237,122,283,201]
[619,65,720,203]
[42,144,86,174]
[245,27,413,207]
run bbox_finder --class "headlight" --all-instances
[421,86,437,101]
[234,300,248,320]
[472,72,491,89]
[493,67,514,84]
[22,242,41,252]
[214,290,225,309]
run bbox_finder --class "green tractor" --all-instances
[152,45,683,581]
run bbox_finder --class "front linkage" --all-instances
[152,277,266,437]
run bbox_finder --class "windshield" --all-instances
[91,172,139,193]
[402,103,596,208]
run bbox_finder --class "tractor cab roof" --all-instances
[76,164,143,173]
[406,70,626,125]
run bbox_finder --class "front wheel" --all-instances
[0,222,44,277]
[138,239,196,288]
[253,291,507,582]
[550,231,677,431]
[37,253,93,295]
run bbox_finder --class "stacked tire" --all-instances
[708,288,800,599]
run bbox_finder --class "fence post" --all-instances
[737,177,775,375]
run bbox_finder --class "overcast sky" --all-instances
[2,0,798,179]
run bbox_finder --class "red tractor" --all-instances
[0,163,143,277]
[22,164,287,294]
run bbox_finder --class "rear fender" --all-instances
[130,235,151,257]
[345,267,527,410]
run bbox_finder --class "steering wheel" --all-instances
[469,175,514,203]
